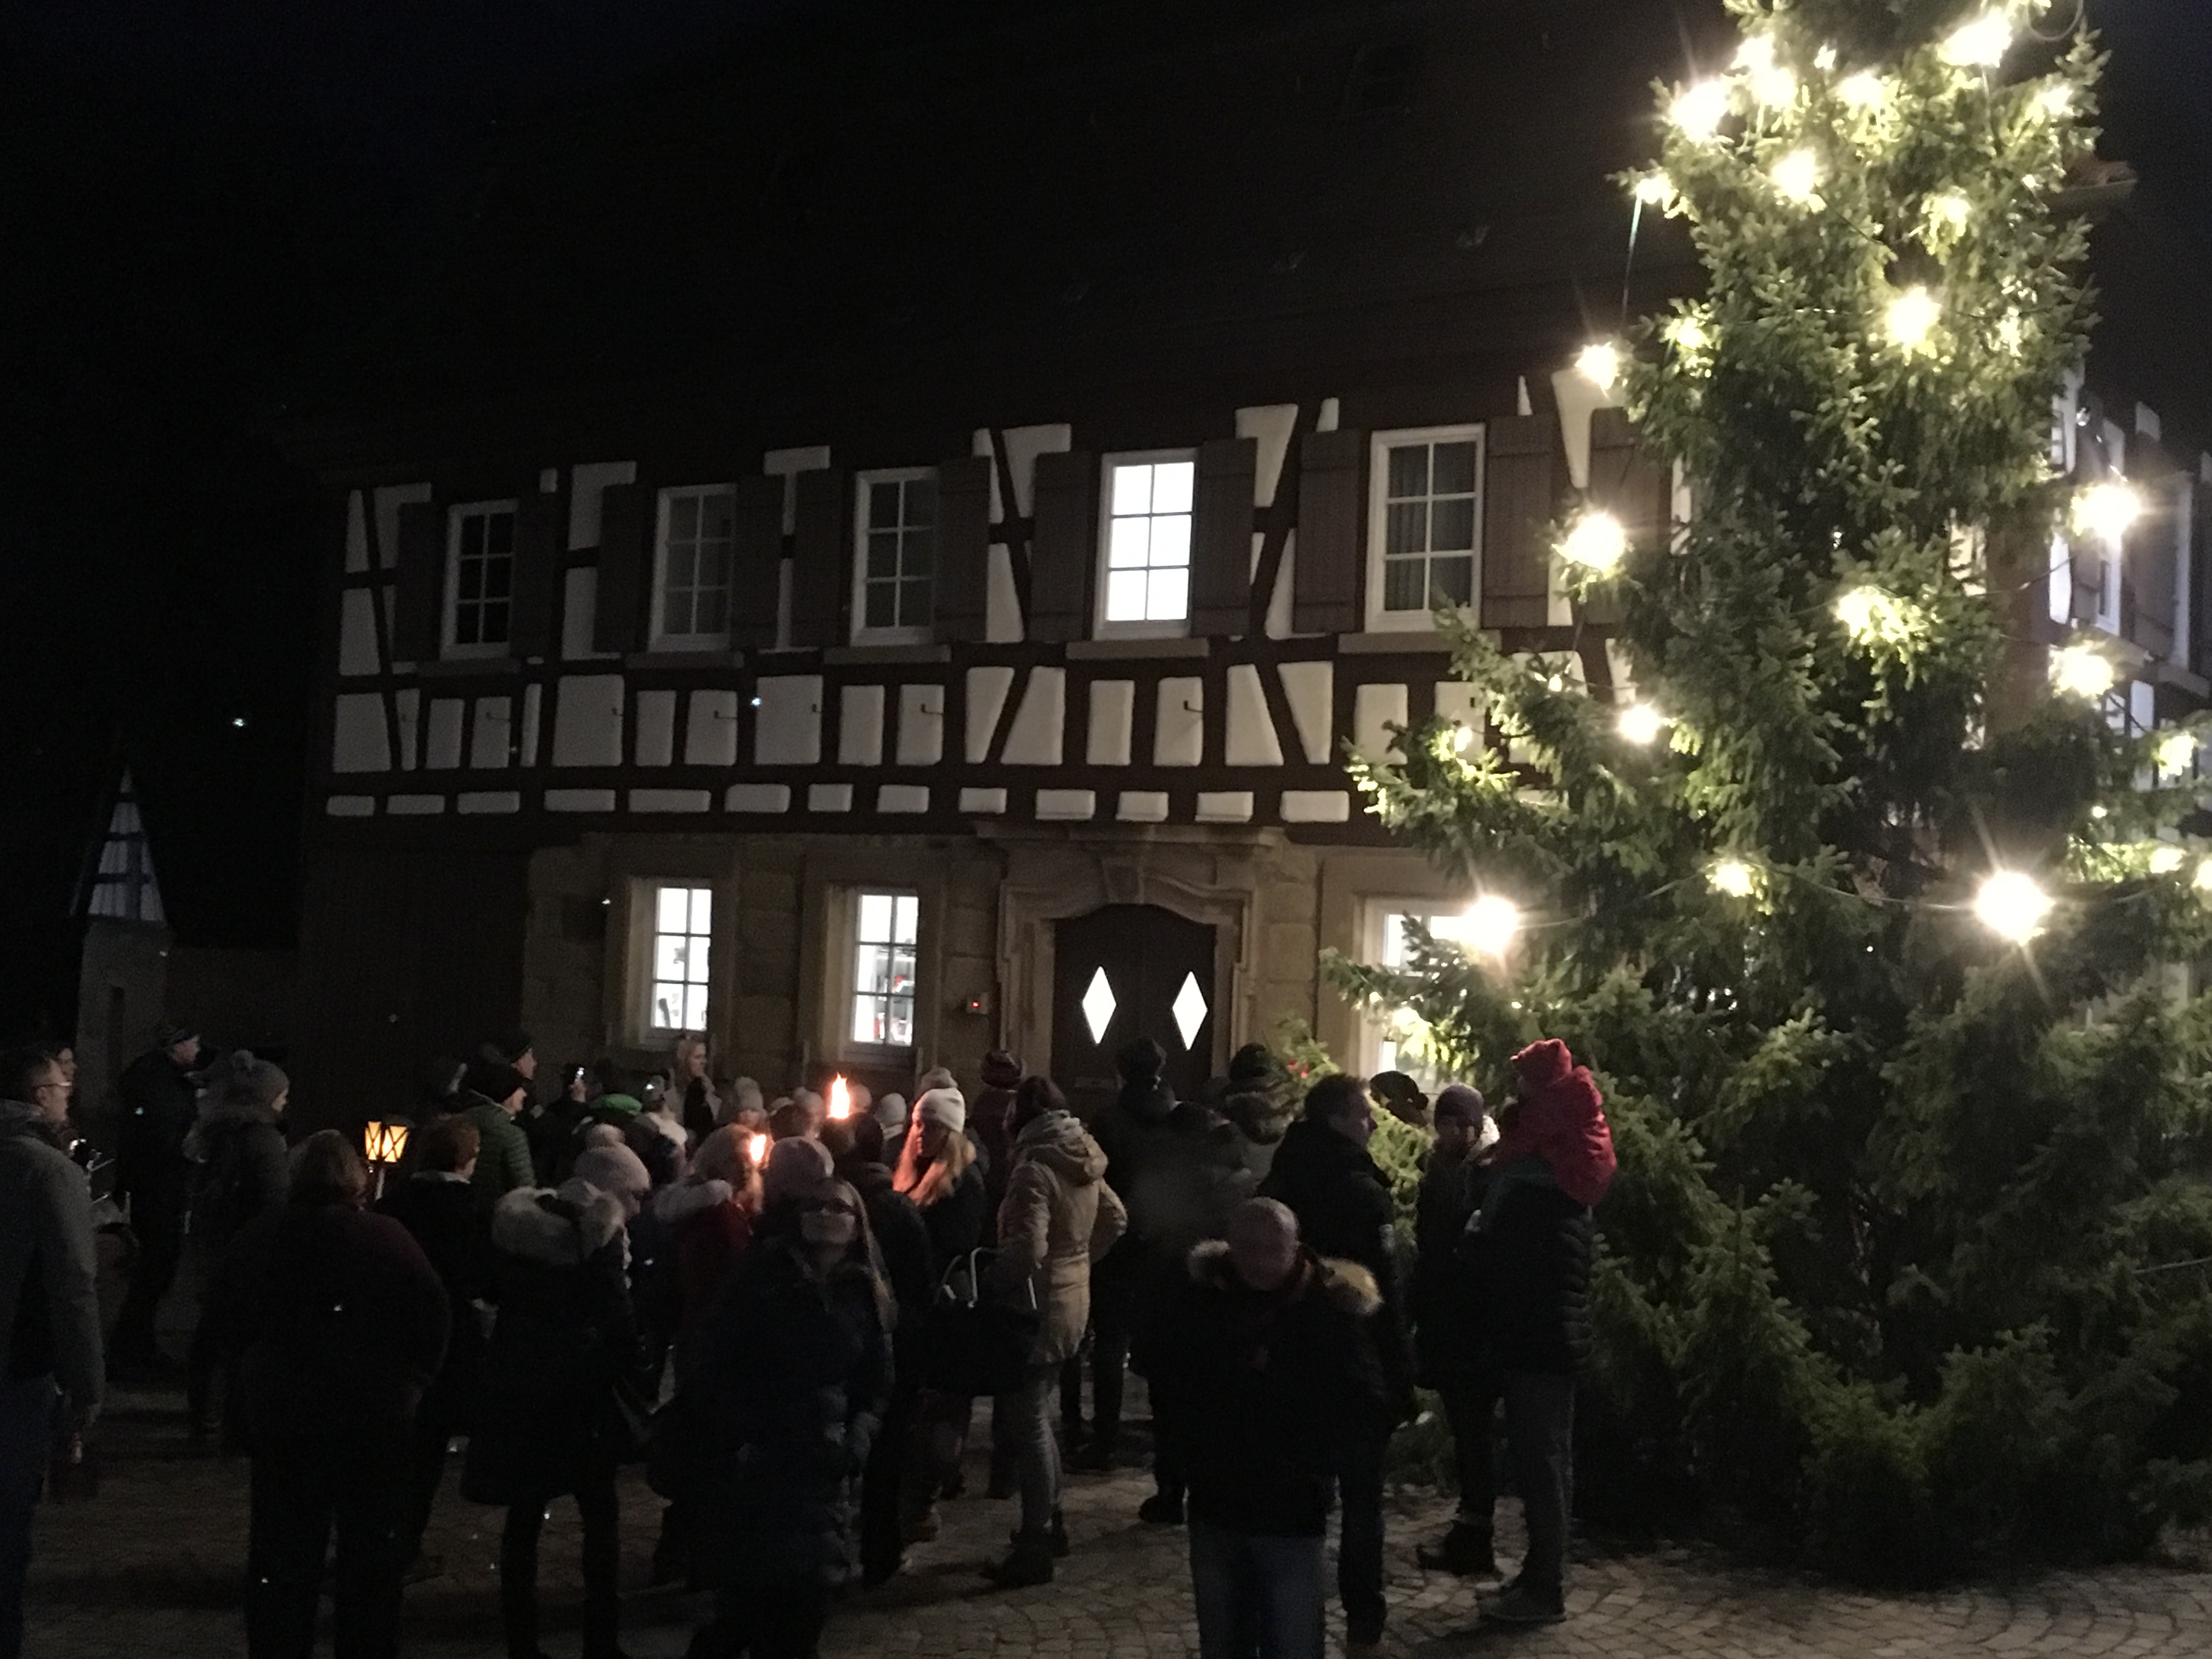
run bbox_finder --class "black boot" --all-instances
[1417,1520,1498,1578]
[1047,1508,1070,1558]
[986,1527,1056,1588]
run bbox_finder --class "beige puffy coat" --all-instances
[992,1109,1127,1365]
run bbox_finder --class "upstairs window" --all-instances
[648,885,714,1034]
[854,469,938,644]
[445,502,517,656]
[1370,427,1482,628]
[1098,453,1195,637]
[850,890,919,1049]
[656,485,736,648]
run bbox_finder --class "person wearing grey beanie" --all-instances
[183,1051,293,1438]
[572,1143,652,1220]
[761,1136,836,1213]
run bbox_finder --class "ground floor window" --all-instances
[648,884,714,1034]
[850,889,919,1048]
[1366,902,1470,1091]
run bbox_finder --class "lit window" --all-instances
[851,890,919,1048]
[446,503,517,654]
[855,470,937,641]
[1101,455,1195,631]
[648,885,713,1032]
[1370,906,1455,1088]
[1372,428,1482,625]
[656,486,736,646]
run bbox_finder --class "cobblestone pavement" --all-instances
[27,1383,2212,1658]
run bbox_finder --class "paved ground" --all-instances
[26,1380,2212,1659]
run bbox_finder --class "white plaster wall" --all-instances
[1087,680,1135,766]
[552,675,625,767]
[1002,667,1066,765]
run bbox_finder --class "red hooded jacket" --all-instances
[1488,1039,1617,1209]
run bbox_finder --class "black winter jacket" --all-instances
[189,1101,289,1251]
[1469,1181,1593,1376]
[114,1051,198,1196]
[378,1172,495,1419]
[914,1160,988,1269]
[1154,1242,1387,1536]
[1410,1152,1492,1386]
[1258,1118,1411,1413]
[687,1237,891,1589]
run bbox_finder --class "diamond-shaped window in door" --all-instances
[1171,971,1209,1049]
[1081,967,1118,1045]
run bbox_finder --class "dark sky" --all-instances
[0,0,2208,1042]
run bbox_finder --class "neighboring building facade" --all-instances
[284,0,2212,1122]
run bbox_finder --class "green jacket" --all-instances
[460,1094,536,1198]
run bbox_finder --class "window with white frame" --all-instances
[445,502,518,656]
[1098,453,1195,636]
[655,485,736,647]
[850,890,919,1049]
[853,469,937,642]
[1369,427,1482,628]
[647,885,714,1034]
[1365,903,1470,1089]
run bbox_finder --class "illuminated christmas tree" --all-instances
[1334,0,2212,1576]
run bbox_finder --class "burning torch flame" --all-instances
[747,1132,771,1166]
[827,1075,853,1120]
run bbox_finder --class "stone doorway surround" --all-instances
[980,822,1286,1090]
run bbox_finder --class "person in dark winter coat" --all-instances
[377,1116,496,1578]
[1155,1199,1386,1659]
[683,1177,892,1659]
[201,1131,448,1659]
[826,1115,934,1585]
[464,1178,639,1659]
[969,1049,1023,1214]
[1257,1074,1408,1655]
[671,1128,759,1355]
[109,1021,202,1373]
[184,1051,292,1437]
[1408,1085,1502,1578]
[1464,1050,1600,1628]
[1,1048,104,1659]
[1070,1042,1176,1470]
[457,1063,537,1199]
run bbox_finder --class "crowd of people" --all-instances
[0,1019,1616,1659]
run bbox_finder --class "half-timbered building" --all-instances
[285,0,2212,1120]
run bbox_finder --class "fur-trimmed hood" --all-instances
[492,1179,627,1266]
[649,1176,733,1227]
[1185,1238,1380,1319]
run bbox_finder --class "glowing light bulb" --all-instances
[1666,314,1711,355]
[1458,894,1523,961]
[1972,871,2052,944]
[1633,172,1674,206]
[2050,643,2116,699]
[1928,193,1971,234]
[1449,723,1476,753]
[2155,730,2198,774]
[1671,80,1730,139]
[1814,46,1838,72]
[1617,703,1666,744]
[1576,341,1623,391]
[1710,859,1757,898]
[2196,860,2212,893]
[1770,148,1821,205]
[2072,479,2143,544]
[1995,312,2025,354]
[1886,286,1941,353]
[1560,510,1629,572]
[2036,82,2074,118]
[1941,12,2013,70]
[1837,71,1885,110]
[1834,586,1900,642]
[2149,845,2186,875]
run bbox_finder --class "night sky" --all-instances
[1,0,2208,1042]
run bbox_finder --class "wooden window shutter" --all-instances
[592,479,650,653]
[934,456,994,644]
[1293,428,1364,633]
[789,468,852,648]
[2128,445,2180,661]
[1188,436,1259,636]
[1481,415,1555,629]
[1029,449,1099,642]
[1587,409,1671,553]
[390,499,445,661]
[728,475,785,651]
[507,492,564,658]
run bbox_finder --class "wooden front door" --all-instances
[1051,904,1217,1116]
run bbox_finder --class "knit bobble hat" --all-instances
[915,1085,968,1135]
[218,1050,290,1113]
[980,1050,1023,1088]
[573,1142,652,1215]
[1434,1084,1487,1125]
